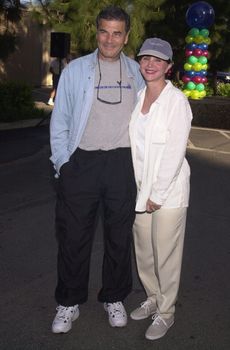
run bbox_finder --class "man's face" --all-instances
[96,19,129,61]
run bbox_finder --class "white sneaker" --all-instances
[130,299,156,320]
[145,314,174,340]
[47,98,54,106]
[104,301,127,327]
[52,304,79,333]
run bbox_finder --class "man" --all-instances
[50,5,144,334]
[47,58,66,106]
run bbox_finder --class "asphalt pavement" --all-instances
[0,89,230,350]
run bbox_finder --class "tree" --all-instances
[32,0,166,56]
[33,0,230,93]
[0,0,24,61]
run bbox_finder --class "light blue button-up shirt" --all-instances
[50,49,144,174]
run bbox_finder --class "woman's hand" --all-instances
[146,199,161,213]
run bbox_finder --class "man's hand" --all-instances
[146,199,161,213]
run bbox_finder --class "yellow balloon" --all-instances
[194,35,204,44]
[190,90,200,99]
[185,36,194,44]
[184,63,192,71]
[199,90,207,98]
[204,37,211,45]
[193,62,202,71]
[183,89,191,97]
[202,64,208,70]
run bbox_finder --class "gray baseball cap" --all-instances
[137,38,173,61]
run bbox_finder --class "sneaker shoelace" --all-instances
[107,302,124,317]
[56,306,76,321]
[151,314,167,327]
[140,300,153,312]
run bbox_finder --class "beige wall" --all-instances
[0,8,52,86]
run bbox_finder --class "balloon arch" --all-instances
[182,1,215,99]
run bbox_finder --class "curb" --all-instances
[0,102,52,130]
[0,119,42,130]
[0,117,50,130]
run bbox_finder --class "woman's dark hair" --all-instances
[96,5,130,33]
[138,55,172,64]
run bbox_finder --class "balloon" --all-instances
[185,35,194,44]
[182,75,191,83]
[186,81,196,90]
[185,49,193,57]
[184,63,192,71]
[196,83,205,91]
[193,48,203,56]
[186,70,196,77]
[194,62,203,71]
[202,43,208,50]
[204,37,211,45]
[188,28,200,37]
[188,55,198,64]
[199,90,207,98]
[200,69,207,76]
[198,56,208,64]
[190,90,200,99]
[186,43,197,50]
[194,35,205,44]
[201,77,208,83]
[202,50,209,57]
[200,28,209,37]
[186,1,215,29]
[184,5,213,100]
[183,89,191,97]
[192,76,202,83]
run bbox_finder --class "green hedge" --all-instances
[190,100,230,130]
[216,83,230,97]
[0,81,229,130]
[0,81,45,123]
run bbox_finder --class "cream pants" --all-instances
[133,207,187,319]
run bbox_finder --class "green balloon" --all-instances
[187,81,196,90]
[188,55,198,64]
[196,83,205,92]
[200,29,209,37]
[198,56,208,65]
[188,28,200,37]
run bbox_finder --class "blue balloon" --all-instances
[202,43,208,50]
[200,69,208,76]
[186,2,215,29]
[187,70,196,77]
[197,43,207,50]
[186,43,197,50]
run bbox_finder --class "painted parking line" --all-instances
[187,144,230,155]
[188,126,230,154]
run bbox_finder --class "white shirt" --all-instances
[129,81,193,211]
[135,112,150,183]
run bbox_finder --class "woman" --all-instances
[129,38,192,340]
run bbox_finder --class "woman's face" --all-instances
[139,56,172,82]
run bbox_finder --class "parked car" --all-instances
[216,71,230,83]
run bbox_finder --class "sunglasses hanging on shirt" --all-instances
[97,56,122,105]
